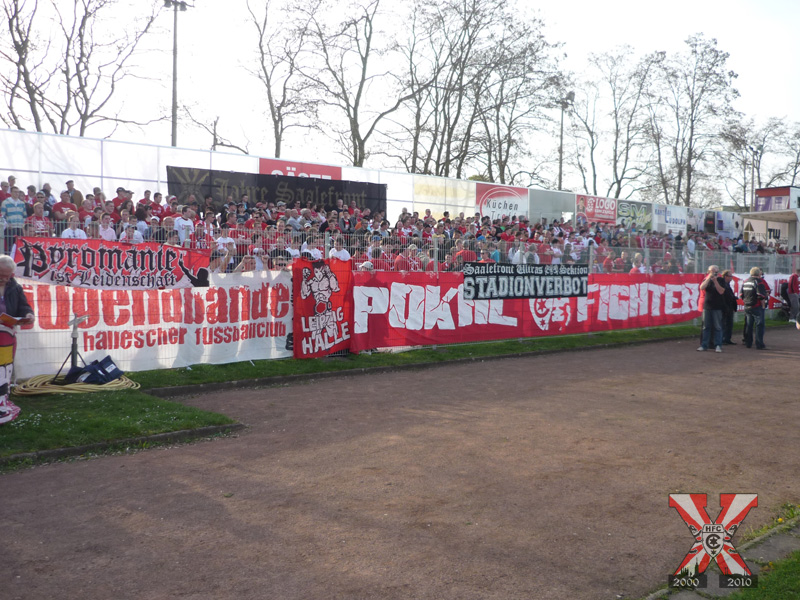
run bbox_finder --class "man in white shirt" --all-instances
[98,214,117,242]
[61,214,87,239]
[120,224,144,244]
[173,206,195,244]
[329,237,351,261]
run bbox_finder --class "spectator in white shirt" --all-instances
[61,214,87,239]
[173,206,195,244]
[120,224,143,244]
[329,237,351,261]
[98,214,117,242]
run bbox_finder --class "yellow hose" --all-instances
[12,375,140,396]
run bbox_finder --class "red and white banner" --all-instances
[13,237,210,289]
[292,258,353,358]
[259,158,342,180]
[576,194,617,226]
[476,183,528,220]
[15,271,292,377]
[351,272,703,351]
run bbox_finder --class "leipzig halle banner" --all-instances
[463,263,589,300]
[292,258,354,358]
[13,237,211,289]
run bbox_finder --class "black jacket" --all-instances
[4,278,33,318]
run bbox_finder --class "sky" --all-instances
[121,0,800,166]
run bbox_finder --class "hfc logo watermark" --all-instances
[668,493,759,590]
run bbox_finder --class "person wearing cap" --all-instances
[65,180,84,205]
[61,213,87,239]
[142,215,159,241]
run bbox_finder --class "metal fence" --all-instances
[292,233,800,275]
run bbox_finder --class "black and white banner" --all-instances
[462,263,589,300]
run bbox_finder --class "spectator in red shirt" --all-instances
[78,198,95,224]
[137,190,152,208]
[150,193,166,218]
[369,248,394,271]
[394,244,422,271]
[602,250,617,273]
[788,266,800,323]
[0,181,10,202]
[51,191,78,234]
[245,211,267,232]
[25,203,53,236]
[187,222,215,250]
[111,187,128,208]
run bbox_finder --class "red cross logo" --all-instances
[669,493,758,576]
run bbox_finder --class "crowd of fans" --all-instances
[0,175,792,275]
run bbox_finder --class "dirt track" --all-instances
[2,328,799,600]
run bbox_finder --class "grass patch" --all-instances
[725,550,800,599]
[740,503,800,542]
[0,390,234,460]
[129,319,791,390]
[129,323,704,388]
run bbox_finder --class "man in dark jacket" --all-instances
[698,265,726,352]
[721,270,738,345]
[740,267,770,349]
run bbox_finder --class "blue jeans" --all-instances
[743,307,765,348]
[701,309,723,349]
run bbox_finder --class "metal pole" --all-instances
[558,105,565,191]
[750,154,755,211]
[171,3,178,147]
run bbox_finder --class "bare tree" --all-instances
[0,0,160,136]
[645,34,738,206]
[570,49,661,199]
[298,0,417,167]
[246,0,316,158]
[402,0,499,178]
[184,107,250,155]
[474,19,562,185]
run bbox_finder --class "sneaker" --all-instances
[697,346,706,351]
[716,346,722,353]
[723,341,736,345]
[790,319,797,324]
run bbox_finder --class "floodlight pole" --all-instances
[171,1,179,147]
[557,91,574,191]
